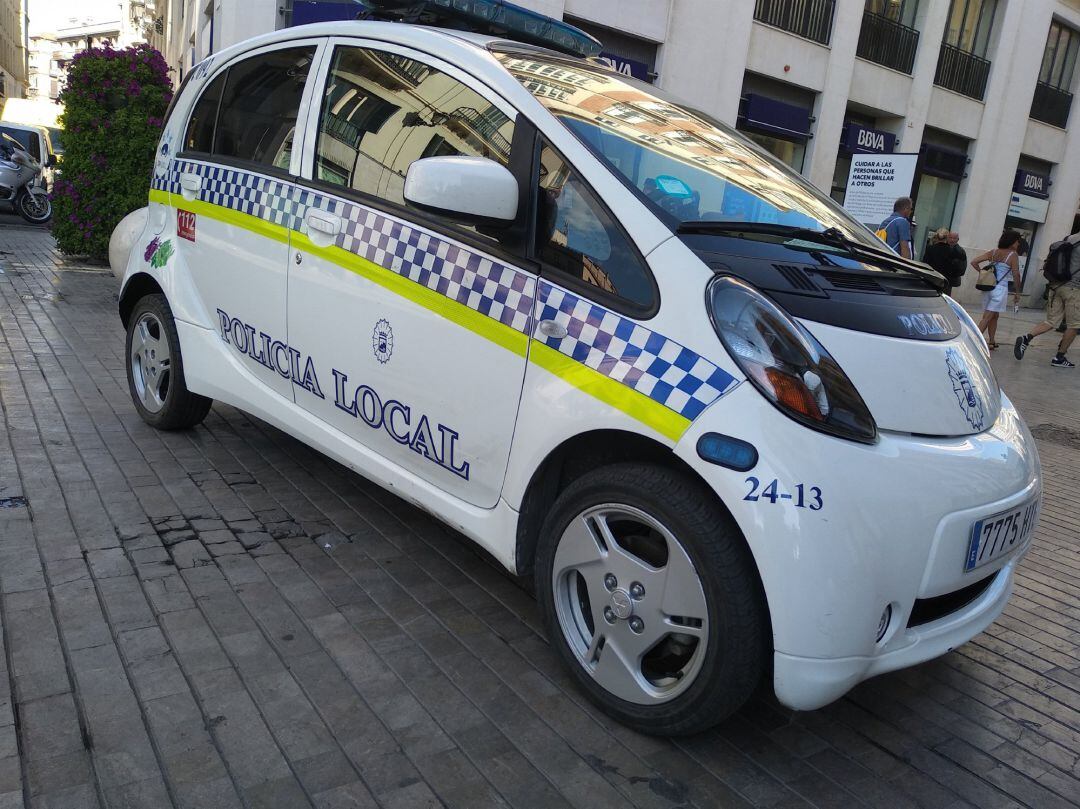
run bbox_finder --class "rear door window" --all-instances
[183,45,316,171]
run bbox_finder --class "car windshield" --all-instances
[495,50,883,249]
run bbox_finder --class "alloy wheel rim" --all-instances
[551,504,709,705]
[130,312,171,414]
[22,194,50,221]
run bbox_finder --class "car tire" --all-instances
[125,294,212,430]
[535,462,768,736]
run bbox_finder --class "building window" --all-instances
[866,0,918,27]
[935,0,996,99]
[857,0,920,74]
[943,0,997,57]
[753,0,836,46]
[1031,20,1077,128]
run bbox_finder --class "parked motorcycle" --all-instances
[0,133,53,224]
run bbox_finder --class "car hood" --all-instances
[800,318,1000,437]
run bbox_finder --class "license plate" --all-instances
[965,500,1039,572]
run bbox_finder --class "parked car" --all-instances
[114,3,1041,735]
[0,122,58,192]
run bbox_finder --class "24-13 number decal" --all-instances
[744,477,822,510]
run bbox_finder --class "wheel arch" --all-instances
[118,272,164,328]
[513,428,770,611]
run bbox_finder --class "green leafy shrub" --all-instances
[51,44,172,259]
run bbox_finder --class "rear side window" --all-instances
[535,141,654,310]
[183,46,315,171]
[313,46,515,208]
[184,71,224,153]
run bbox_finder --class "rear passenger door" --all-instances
[287,40,534,508]
[170,41,324,401]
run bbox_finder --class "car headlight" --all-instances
[707,275,877,444]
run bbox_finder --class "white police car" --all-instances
[117,0,1041,735]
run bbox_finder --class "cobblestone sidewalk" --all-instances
[0,226,1078,809]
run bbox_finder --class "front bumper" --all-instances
[675,384,1041,712]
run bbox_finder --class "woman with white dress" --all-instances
[970,231,1022,349]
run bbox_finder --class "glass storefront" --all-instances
[912,174,960,259]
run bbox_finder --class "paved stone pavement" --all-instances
[0,224,1078,809]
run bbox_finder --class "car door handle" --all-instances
[179,172,201,200]
[537,319,568,339]
[305,210,341,237]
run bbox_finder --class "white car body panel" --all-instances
[116,20,1042,716]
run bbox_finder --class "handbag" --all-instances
[975,253,999,291]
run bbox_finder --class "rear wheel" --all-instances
[536,463,767,735]
[126,294,212,430]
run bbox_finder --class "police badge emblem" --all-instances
[373,319,393,364]
[945,348,985,431]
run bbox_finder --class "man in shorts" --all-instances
[1014,231,1080,367]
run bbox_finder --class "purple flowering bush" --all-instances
[52,44,172,259]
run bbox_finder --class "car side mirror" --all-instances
[46,154,57,167]
[404,156,518,225]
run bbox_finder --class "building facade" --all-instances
[161,0,1080,305]
[0,0,29,100]
[28,0,164,104]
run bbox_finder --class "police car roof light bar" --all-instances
[358,0,602,58]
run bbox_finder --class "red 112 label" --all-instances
[177,209,196,242]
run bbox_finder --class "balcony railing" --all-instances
[856,11,919,74]
[753,0,835,45]
[934,43,991,100]
[1030,81,1073,128]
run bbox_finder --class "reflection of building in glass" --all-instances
[316,48,515,205]
[498,55,861,236]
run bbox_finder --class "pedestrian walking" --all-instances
[877,197,914,259]
[922,227,957,295]
[971,230,1022,350]
[1014,230,1080,367]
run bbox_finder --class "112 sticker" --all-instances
[744,477,822,510]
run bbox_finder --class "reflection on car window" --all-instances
[497,52,881,247]
[536,142,653,308]
[313,46,515,238]
[187,46,314,170]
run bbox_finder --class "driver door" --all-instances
[287,40,535,508]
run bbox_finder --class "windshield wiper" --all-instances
[677,221,946,290]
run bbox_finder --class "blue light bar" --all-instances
[360,0,602,57]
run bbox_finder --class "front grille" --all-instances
[907,572,997,628]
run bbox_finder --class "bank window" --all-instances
[313,46,515,223]
[865,0,918,28]
[210,46,316,170]
[1039,20,1080,90]
[535,142,653,310]
[943,0,998,57]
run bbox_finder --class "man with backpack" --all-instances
[1014,231,1080,367]
[877,197,914,259]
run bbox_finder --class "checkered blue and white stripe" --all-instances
[536,281,737,421]
[335,201,535,333]
[154,159,736,422]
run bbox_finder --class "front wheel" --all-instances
[16,189,51,224]
[536,463,768,736]
[126,294,212,430]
